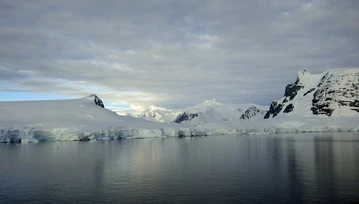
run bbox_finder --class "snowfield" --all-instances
[1,68,359,142]
[0,95,181,142]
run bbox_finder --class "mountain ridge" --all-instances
[138,99,268,124]
[1,68,359,143]
[264,68,359,119]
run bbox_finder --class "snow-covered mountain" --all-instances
[139,98,268,125]
[0,95,181,142]
[173,99,268,125]
[264,68,359,119]
[240,105,268,120]
[1,68,359,143]
[135,68,359,134]
[139,106,181,123]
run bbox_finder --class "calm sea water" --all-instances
[1,133,359,204]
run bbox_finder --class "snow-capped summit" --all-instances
[264,68,359,119]
[138,97,268,125]
[173,100,267,124]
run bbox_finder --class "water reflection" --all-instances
[313,135,337,202]
[91,142,106,198]
[285,137,304,202]
[1,133,359,203]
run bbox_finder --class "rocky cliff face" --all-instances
[173,112,199,124]
[311,71,359,116]
[264,68,359,119]
[240,106,267,120]
[264,69,308,119]
[264,101,284,119]
[89,94,104,108]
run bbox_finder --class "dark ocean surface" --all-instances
[1,133,359,203]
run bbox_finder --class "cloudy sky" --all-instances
[1,0,358,114]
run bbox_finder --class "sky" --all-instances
[1,0,359,115]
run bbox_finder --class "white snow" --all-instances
[264,68,359,118]
[139,98,268,125]
[1,68,359,142]
[0,95,182,142]
[138,106,181,123]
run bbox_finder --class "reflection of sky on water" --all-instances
[0,133,359,203]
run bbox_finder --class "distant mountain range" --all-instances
[138,68,359,124]
[1,68,359,143]
[138,98,269,125]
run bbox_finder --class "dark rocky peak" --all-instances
[240,106,267,120]
[265,68,359,118]
[284,72,306,101]
[88,94,105,108]
[173,112,199,124]
[264,69,308,119]
[284,81,303,101]
[264,101,283,119]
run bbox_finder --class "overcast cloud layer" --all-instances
[1,0,359,114]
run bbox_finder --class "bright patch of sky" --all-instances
[104,102,131,110]
[0,91,74,101]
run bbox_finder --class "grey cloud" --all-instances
[1,0,359,110]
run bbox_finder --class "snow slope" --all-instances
[0,95,182,142]
[139,106,181,123]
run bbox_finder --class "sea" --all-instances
[1,133,359,203]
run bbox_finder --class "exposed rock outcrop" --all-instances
[283,104,294,113]
[264,68,359,119]
[303,88,316,97]
[284,78,304,101]
[264,101,283,119]
[89,94,104,108]
[311,71,359,116]
[173,112,199,124]
[240,106,267,119]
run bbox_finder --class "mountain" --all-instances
[139,98,268,125]
[173,99,268,125]
[264,68,359,119]
[240,105,268,120]
[139,106,181,123]
[136,68,359,134]
[2,68,359,142]
[0,95,180,142]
